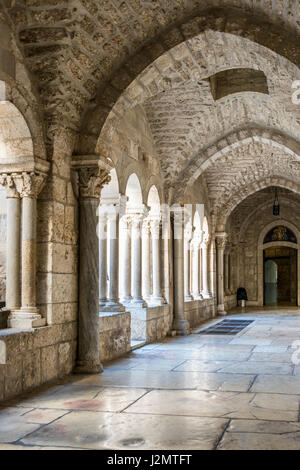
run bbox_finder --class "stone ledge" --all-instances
[99,311,131,362]
[0,323,77,403]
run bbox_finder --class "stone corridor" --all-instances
[1,309,300,450]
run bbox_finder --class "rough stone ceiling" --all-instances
[228,187,300,242]
[119,31,300,187]
[204,141,300,212]
[1,0,300,140]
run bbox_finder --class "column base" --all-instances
[148,296,164,307]
[192,293,203,300]
[8,310,46,329]
[100,302,125,312]
[130,298,147,308]
[74,360,103,374]
[201,292,212,299]
[184,295,193,302]
[173,319,190,335]
[217,304,227,316]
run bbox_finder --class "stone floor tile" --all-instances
[250,374,300,394]
[21,411,228,450]
[218,361,293,375]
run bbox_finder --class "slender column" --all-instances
[98,211,107,307]
[0,175,21,310]
[119,215,132,304]
[141,218,151,302]
[150,217,164,305]
[75,166,110,374]
[184,223,193,301]
[216,232,228,316]
[9,172,47,328]
[131,215,146,306]
[172,208,189,335]
[201,237,211,298]
[224,251,230,295]
[191,238,202,299]
[104,208,125,311]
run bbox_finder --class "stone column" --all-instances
[216,232,228,316]
[141,218,151,302]
[9,172,47,328]
[75,166,110,374]
[184,223,193,301]
[191,237,202,300]
[201,237,211,298]
[150,217,164,306]
[131,215,146,306]
[104,207,125,312]
[119,214,132,304]
[0,175,21,310]
[172,208,189,335]
[98,211,107,308]
[224,251,230,295]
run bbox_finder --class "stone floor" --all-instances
[2,308,300,450]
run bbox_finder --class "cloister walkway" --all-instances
[1,308,300,450]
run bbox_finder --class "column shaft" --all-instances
[76,197,103,373]
[216,233,227,315]
[141,221,151,301]
[119,216,132,303]
[131,218,145,305]
[6,197,21,310]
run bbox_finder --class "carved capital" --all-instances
[77,167,111,199]
[1,172,47,199]
[215,233,228,251]
[0,173,19,198]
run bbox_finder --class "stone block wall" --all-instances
[0,321,77,403]
[184,299,216,329]
[224,295,237,312]
[130,305,172,343]
[99,312,131,362]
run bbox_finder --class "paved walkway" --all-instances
[1,308,300,450]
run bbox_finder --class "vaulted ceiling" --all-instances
[0,0,300,216]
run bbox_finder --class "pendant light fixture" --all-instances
[273,188,280,216]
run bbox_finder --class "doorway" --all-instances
[263,247,297,306]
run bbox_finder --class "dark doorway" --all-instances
[264,247,297,306]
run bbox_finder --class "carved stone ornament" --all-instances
[0,173,19,198]
[215,234,228,250]
[0,172,47,198]
[77,167,111,198]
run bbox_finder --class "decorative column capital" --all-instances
[0,173,19,198]
[15,172,47,198]
[1,171,47,199]
[215,232,228,250]
[149,216,161,239]
[77,167,111,199]
[201,234,210,249]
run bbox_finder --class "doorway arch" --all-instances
[258,220,300,306]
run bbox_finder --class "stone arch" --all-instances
[257,220,300,306]
[125,173,143,209]
[216,177,300,232]
[77,6,300,155]
[147,185,161,217]
[182,130,300,189]
[0,100,34,164]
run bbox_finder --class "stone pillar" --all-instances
[141,218,151,302]
[98,212,107,307]
[172,208,189,334]
[150,217,164,305]
[201,237,211,298]
[216,232,228,316]
[75,166,110,374]
[131,215,146,306]
[119,215,132,304]
[191,237,202,300]
[0,175,21,310]
[224,251,230,295]
[103,203,125,312]
[9,172,47,328]
[184,223,193,301]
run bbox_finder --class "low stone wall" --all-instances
[224,295,237,312]
[99,311,131,362]
[130,305,172,342]
[0,321,76,403]
[184,298,216,329]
